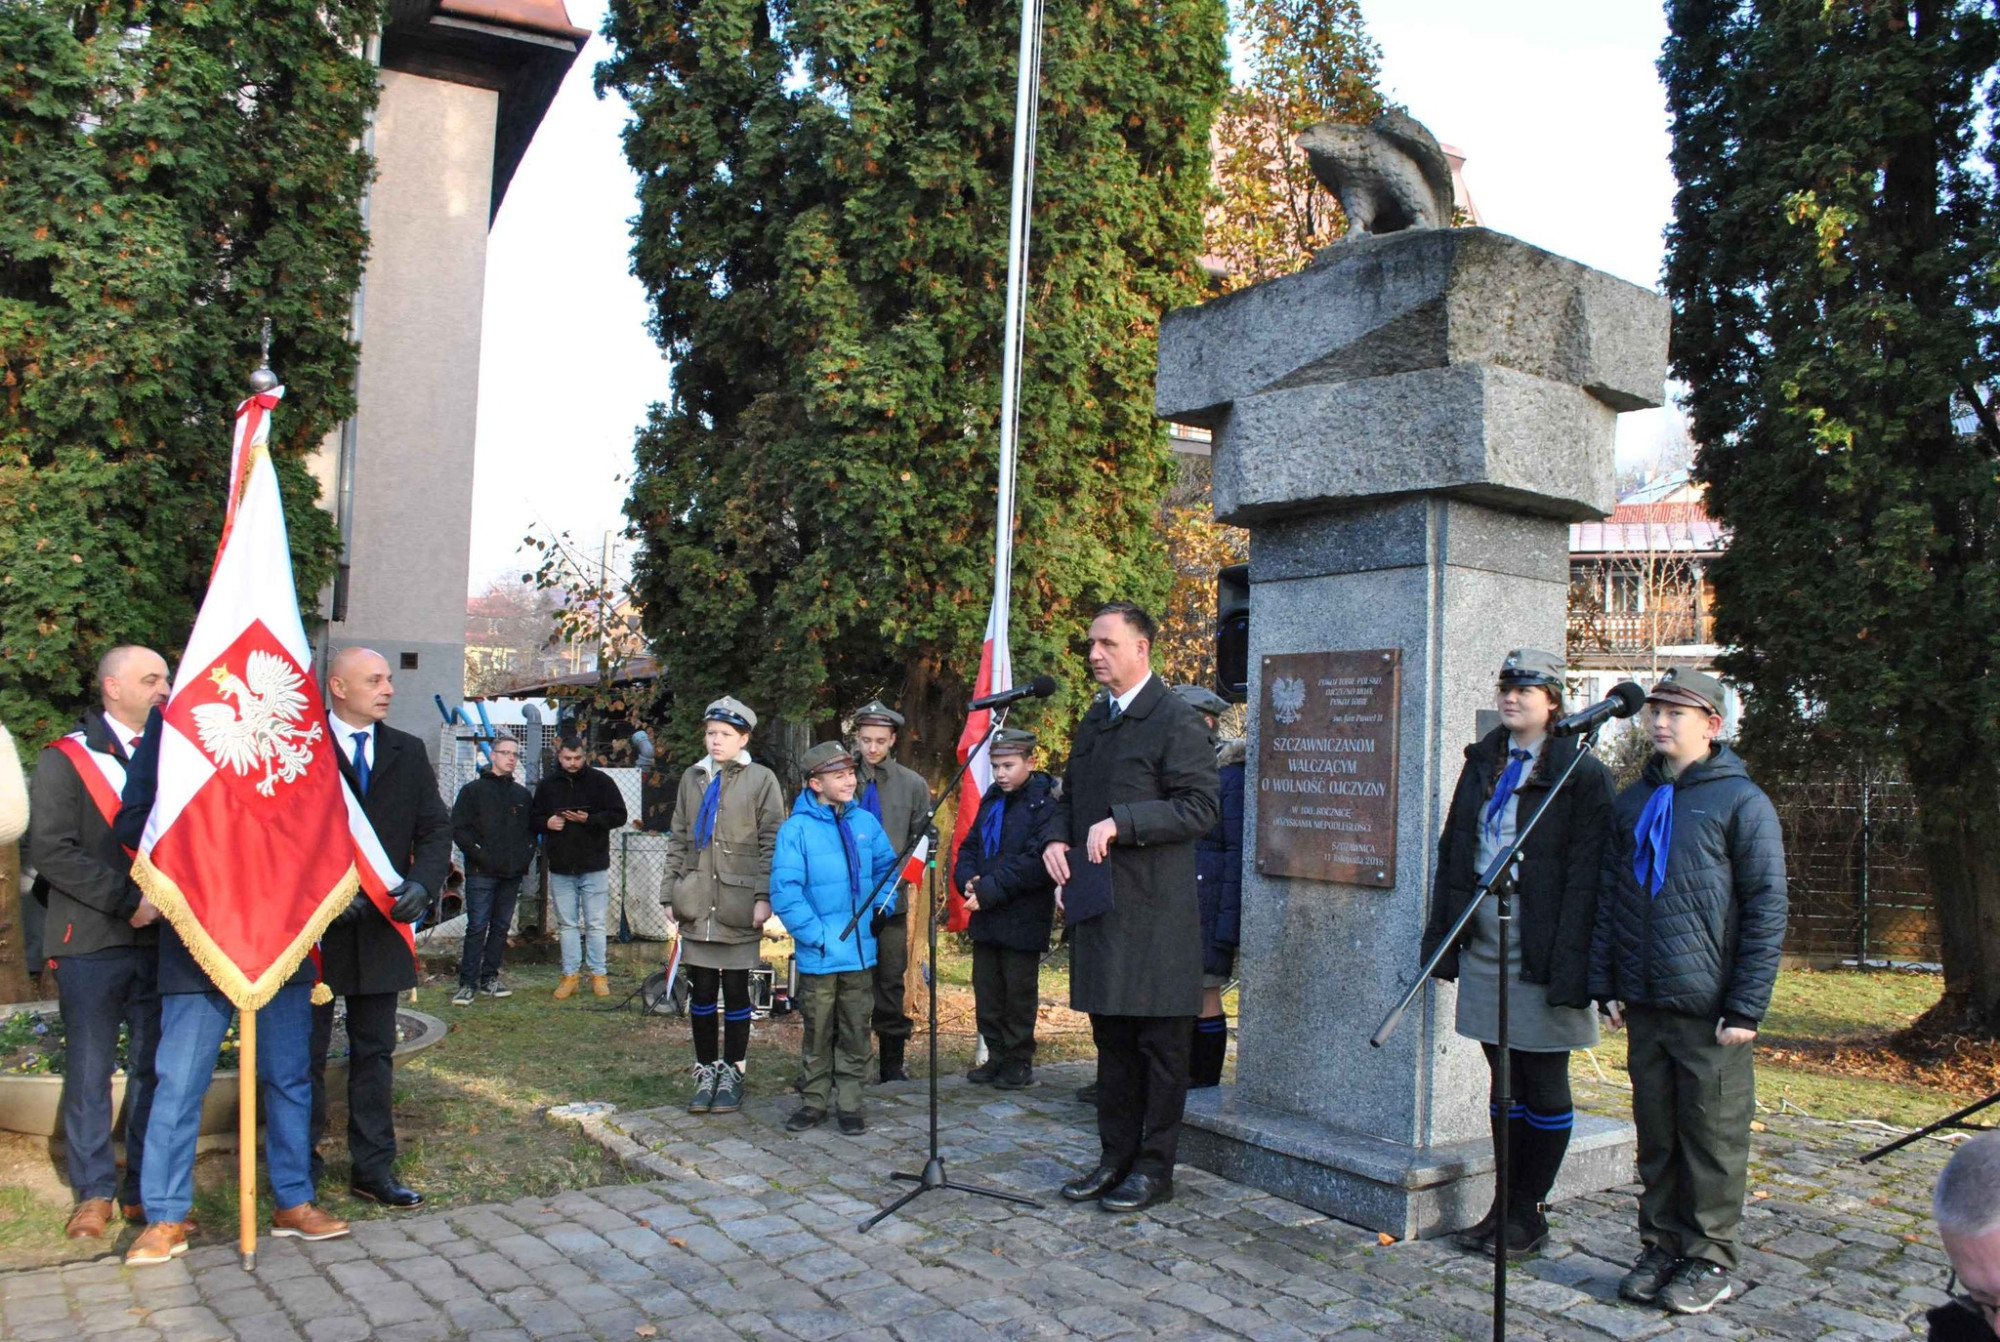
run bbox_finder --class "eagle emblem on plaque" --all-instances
[1270,675,1307,726]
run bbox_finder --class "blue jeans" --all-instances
[54,948,159,1203]
[142,985,314,1222]
[459,875,521,988]
[548,870,609,976]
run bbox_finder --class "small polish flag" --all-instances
[900,835,931,888]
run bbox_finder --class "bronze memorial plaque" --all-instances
[1256,649,1401,887]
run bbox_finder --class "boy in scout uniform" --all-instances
[850,700,935,1082]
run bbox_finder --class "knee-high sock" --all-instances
[690,1001,719,1064]
[1189,1015,1228,1088]
[1514,1107,1574,1211]
[723,1006,752,1066]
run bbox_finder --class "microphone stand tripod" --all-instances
[837,711,1044,1231]
[1371,723,1606,1342]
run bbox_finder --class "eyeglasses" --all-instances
[1947,1269,2000,1320]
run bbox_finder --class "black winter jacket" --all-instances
[452,771,536,878]
[531,766,627,874]
[953,772,1060,953]
[1421,728,1616,1009]
[1196,739,1246,978]
[28,711,154,959]
[1590,744,1787,1027]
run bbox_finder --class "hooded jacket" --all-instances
[952,771,1059,953]
[1196,738,1247,978]
[530,764,627,875]
[1590,743,1788,1027]
[1421,727,1616,1008]
[28,710,153,958]
[452,769,536,878]
[769,789,899,976]
[663,752,785,944]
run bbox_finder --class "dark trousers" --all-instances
[1091,1012,1192,1181]
[309,992,400,1185]
[870,906,911,1040]
[54,948,159,1203]
[972,943,1039,1065]
[1626,1005,1756,1270]
[798,970,872,1113]
[459,875,520,988]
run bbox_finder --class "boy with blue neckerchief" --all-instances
[1591,667,1787,1317]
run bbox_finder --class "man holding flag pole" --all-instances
[117,348,413,1269]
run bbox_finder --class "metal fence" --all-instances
[1764,775,1939,966]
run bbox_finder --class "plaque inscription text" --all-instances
[1256,649,1401,887]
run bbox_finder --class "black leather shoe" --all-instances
[1099,1172,1172,1212]
[837,1111,866,1135]
[349,1177,423,1209]
[1060,1164,1123,1202]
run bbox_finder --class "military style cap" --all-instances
[989,728,1038,757]
[1174,684,1231,717]
[800,741,857,775]
[853,700,905,729]
[1497,648,1564,687]
[1645,666,1725,716]
[704,696,757,731]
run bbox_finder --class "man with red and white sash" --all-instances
[26,646,169,1240]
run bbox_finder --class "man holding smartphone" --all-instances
[532,737,628,998]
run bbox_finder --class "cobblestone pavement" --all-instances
[0,1060,1958,1341]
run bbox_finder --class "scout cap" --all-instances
[800,741,857,775]
[1174,684,1231,717]
[989,728,1038,758]
[1645,666,1725,716]
[704,696,757,731]
[1497,648,1564,687]
[853,700,905,729]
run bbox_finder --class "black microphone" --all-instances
[1550,681,1646,737]
[969,674,1057,712]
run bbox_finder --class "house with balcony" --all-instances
[1566,470,1740,734]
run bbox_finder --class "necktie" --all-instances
[694,771,721,849]
[1109,699,1124,722]
[1633,782,1675,896]
[858,778,882,824]
[129,736,141,752]
[979,792,1006,858]
[352,731,370,796]
[1483,748,1532,841]
[833,803,863,909]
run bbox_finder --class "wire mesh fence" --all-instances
[1764,774,1938,966]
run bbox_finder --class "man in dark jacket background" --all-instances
[1592,667,1786,1316]
[1931,1131,2000,1341]
[312,647,452,1209]
[531,737,627,998]
[954,728,1058,1089]
[851,700,933,1083]
[449,732,534,1006]
[29,645,168,1239]
[1044,602,1219,1212]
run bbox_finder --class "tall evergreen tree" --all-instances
[1662,0,2000,1029]
[601,0,1227,771]
[0,0,370,747]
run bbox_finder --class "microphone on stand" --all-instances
[1550,681,1647,737]
[969,674,1058,712]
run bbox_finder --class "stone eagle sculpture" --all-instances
[1297,110,1457,235]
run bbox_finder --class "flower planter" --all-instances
[0,1001,448,1152]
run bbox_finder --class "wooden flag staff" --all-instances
[239,1007,258,1270]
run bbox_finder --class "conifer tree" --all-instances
[1662,0,2000,1029]
[0,0,369,745]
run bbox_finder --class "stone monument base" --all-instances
[1182,1086,1636,1240]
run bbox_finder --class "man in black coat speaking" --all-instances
[1044,602,1219,1212]
[311,647,452,1208]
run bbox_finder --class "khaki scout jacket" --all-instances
[663,752,786,945]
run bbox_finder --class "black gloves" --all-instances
[388,881,430,924]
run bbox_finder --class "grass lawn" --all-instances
[0,953,1966,1270]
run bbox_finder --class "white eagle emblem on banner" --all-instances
[1270,675,1308,725]
[192,651,324,797]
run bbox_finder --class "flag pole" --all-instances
[992,0,1045,634]
[238,1006,258,1270]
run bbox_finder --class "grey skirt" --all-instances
[1453,898,1598,1053]
[680,936,764,971]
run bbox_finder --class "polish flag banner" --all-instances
[946,601,1012,932]
[131,387,405,1010]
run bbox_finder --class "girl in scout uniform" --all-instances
[1420,648,1616,1259]
[662,697,787,1116]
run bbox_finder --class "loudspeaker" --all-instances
[1216,562,1249,704]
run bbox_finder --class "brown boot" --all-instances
[65,1198,114,1239]
[591,975,610,997]
[271,1202,350,1241]
[553,974,580,1000]
[125,1221,189,1265]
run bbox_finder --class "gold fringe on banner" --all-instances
[132,854,358,1012]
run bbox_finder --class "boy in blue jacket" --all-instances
[770,742,900,1134]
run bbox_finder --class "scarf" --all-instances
[693,769,722,850]
[833,802,863,909]
[1632,782,1675,896]
[858,776,882,824]
[979,791,1007,858]
[1483,747,1532,841]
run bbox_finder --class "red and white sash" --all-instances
[52,732,128,834]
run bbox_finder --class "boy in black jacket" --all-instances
[1591,668,1787,1317]
[953,729,1058,1089]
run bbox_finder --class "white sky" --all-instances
[466,0,1685,594]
